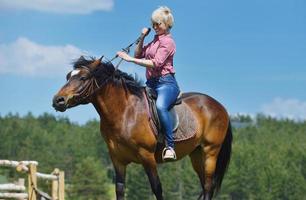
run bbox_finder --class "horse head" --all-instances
[52,55,115,112]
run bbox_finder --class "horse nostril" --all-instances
[53,96,66,107]
[56,96,65,104]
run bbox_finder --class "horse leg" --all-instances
[189,146,205,200]
[203,145,220,200]
[112,160,127,200]
[190,145,220,200]
[140,150,164,200]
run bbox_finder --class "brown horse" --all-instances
[52,56,232,200]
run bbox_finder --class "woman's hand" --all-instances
[141,27,150,36]
[117,50,154,68]
[117,51,134,62]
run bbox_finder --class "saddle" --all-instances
[144,87,197,143]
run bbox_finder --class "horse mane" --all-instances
[72,56,144,98]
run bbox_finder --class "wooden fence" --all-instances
[0,160,64,200]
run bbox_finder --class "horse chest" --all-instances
[100,126,146,163]
[107,138,139,163]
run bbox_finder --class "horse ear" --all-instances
[99,56,104,62]
[78,55,85,61]
[89,57,102,69]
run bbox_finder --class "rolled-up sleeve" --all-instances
[151,39,175,68]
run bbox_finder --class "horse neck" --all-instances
[91,82,130,128]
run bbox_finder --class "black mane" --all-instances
[73,56,144,98]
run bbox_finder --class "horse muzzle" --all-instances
[52,95,67,112]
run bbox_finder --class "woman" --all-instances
[117,6,180,161]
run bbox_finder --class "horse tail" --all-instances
[213,120,233,195]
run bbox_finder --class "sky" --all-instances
[0,0,305,124]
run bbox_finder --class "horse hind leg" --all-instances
[203,145,220,200]
[202,123,232,200]
[189,144,222,200]
[189,146,205,200]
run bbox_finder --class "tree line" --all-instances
[0,112,305,199]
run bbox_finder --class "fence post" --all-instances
[28,164,37,200]
[58,171,65,200]
[52,168,59,200]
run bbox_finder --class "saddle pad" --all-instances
[172,102,197,142]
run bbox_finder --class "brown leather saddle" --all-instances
[144,87,197,143]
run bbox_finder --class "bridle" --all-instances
[69,65,102,105]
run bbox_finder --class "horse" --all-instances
[52,56,233,200]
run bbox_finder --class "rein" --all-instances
[108,28,151,70]
[70,28,152,105]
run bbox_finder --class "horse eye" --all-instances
[80,76,87,81]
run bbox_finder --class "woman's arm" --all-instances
[116,51,154,68]
[134,36,145,58]
[134,28,150,58]
[131,57,154,68]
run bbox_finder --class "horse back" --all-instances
[182,92,229,119]
[181,92,230,143]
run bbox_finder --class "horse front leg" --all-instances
[140,149,164,200]
[112,160,127,200]
[144,165,163,200]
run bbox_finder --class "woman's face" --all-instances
[152,20,168,35]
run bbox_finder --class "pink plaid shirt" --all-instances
[137,33,176,79]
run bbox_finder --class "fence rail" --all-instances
[0,160,65,200]
[0,183,26,191]
[0,192,28,199]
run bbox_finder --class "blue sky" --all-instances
[0,0,305,124]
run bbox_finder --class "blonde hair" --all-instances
[151,6,174,30]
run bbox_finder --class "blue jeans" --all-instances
[146,74,180,148]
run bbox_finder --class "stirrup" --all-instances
[162,147,177,161]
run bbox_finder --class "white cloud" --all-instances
[0,0,113,14]
[0,37,87,77]
[261,97,306,121]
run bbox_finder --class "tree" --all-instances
[69,156,113,200]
